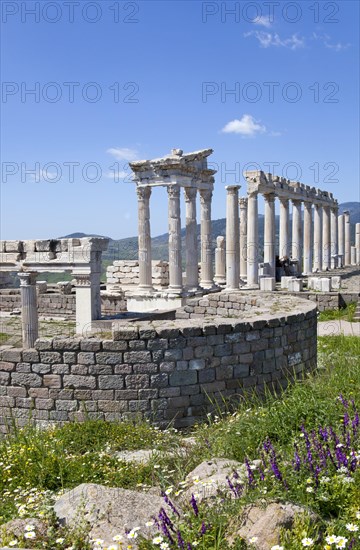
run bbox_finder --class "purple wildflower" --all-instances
[190,493,199,517]
[177,530,185,549]
[161,491,180,517]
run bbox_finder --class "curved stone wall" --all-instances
[0,293,317,430]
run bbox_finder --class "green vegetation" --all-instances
[1,336,360,549]
[318,303,357,323]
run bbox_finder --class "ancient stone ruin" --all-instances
[0,147,359,429]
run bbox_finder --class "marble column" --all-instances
[184,187,198,290]
[226,185,240,289]
[199,188,214,288]
[279,198,290,260]
[167,185,182,292]
[291,199,302,269]
[214,236,226,285]
[356,223,360,265]
[239,197,248,281]
[136,186,153,290]
[344,211,351,266]
[313,204,322,272]
[338,214,345,267]
[322,205,331,270]
[18,272,39,348]
[303,202,313,274]
[330,206,338,269]
[246,190,259,287]
[263,193,276,277]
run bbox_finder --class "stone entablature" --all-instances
[0,293,317,430]
[0,238,109,346]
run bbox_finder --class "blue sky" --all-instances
[1,0,359,240]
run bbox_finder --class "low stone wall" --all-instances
[0,290,127,317]
[0,293,317,430]
[284,291,359,311]
[106,260,169,288]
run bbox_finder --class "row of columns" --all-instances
[136,185,214,294]
[224,186,358,289]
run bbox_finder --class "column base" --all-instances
[200,281,217,290]
[166,286,183,295]
[137,285,154,293]
[245,283,260,290]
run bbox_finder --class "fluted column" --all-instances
[184,187,198,290]
[239,197,248,281]
[338,214,345,266]
[292,199,302,270]
[330,206,338,269]
[303,202,313,274]
[136,186,153,290]
[199,188,214,288]
[167,185,182,292]
[356,223,360,265]
[313,204,322,271]
[74,273,94,337]
[246,190,259,287]
[18,272,39,348]
[226,185,240,289]
[322,205,331,270]
[279,198,290,260]
[344,211,351,266]
[263,193,276,277]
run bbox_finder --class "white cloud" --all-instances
[253,15,272,28]
[105,169,131,182]
[106,147,138,161]
[244,31,305,50]
[221,114,266,137]
[312,32,350,52]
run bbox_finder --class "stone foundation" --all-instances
[106,260,169,289]
[0,293,317,430]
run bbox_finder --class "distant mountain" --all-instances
[338,202,360,225]
[59,232,111,240]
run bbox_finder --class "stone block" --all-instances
[288,279,303,292]
[169,371,197,386]
[96,352,123,365]
[11,372,42,387]
[281,276,296,289]
[63,375,96,389]
[331,276,341,290]
[259,277,276,291]
[320,278,331,292]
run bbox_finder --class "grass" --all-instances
[0,332,10,344]
[0,335,360,549]
[318,303,357,322]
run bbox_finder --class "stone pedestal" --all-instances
[214,236,226,285]
[167,185,183,292]
[199,189,214,288]
[18,272,39,348]
[226,185,240,290]
[239,197,248,281]
[313,204,322,272]
[184,187,198,290]
[330,207,338,267]
[137,186,153,291]
[74,273,96,337]
[246,191,259,287]
[279,198,290,260]
[356,223,360,265]
[351,246,357,265]
[322,206,331,270]
[263,193,276,277]
[291,199,302,268]
[344,211,351,266]
[303,202,313,274]
[259,276,276,291]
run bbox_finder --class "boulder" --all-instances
[0,517,47,547]
[54,483,171,547]
[228,501,317,550]
[183,457,246,502]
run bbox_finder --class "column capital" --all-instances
[225,185,240,194]
[184,187,197,202]
[18,271,37,286]
[199,188,213,203]
[136,186,151,201]
[247,189,258,199]
[238,197,248,208]
[263,192,276,203]
[292,198,302,206]
[303,201,312,211]
[167,184,180,199]
[279,197,289,206]
[73,273,91,287]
